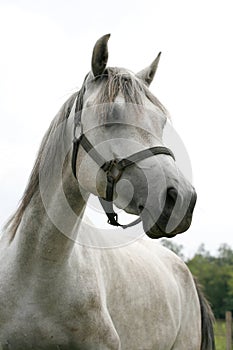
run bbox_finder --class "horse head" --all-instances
[73,34,197,239]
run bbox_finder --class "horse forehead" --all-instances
[112,67,135,76]
[85,67,136,88]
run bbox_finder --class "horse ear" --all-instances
[91,34,110,77]
[136,52,161,86]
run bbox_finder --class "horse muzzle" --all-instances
[140,189,197,239]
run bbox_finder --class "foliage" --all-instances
[187,243,233,318]
[160,239,184,259]
[160,240,233,319]
[214,319,226,350]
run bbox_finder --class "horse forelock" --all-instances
[93,67,167,115]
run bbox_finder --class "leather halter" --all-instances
[70,101,175,229]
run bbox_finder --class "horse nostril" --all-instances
[166,187,178,210]
[156,187,178,232]
[138,205,144,213]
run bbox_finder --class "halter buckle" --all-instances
[107,213,119,225]
[105,159,123,182]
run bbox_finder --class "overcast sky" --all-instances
[0,0,232,257]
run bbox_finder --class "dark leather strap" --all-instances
[72,134,175,179]
[71,138,80,179]
[98,146,175,228]
[71,130,175,228]
[72,134,107,179]
[80,134,107,167]
[99,196,141,228]
[117,146,175,169]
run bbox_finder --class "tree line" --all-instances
[161,240,233,319]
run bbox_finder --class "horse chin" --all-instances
[145,225,176,239]
[143,216,193,239]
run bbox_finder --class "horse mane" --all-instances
[4,92,78,240]
[4,68,167,240]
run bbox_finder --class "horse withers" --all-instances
[0,34,215,349]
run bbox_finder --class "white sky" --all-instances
[0,0,232,257]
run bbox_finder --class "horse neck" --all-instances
[9,158,88,270]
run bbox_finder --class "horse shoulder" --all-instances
[96,240,200,349]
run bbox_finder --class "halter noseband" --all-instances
[70,99,175,229]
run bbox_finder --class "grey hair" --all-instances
[4,92,78,240]
[94,67,167,118]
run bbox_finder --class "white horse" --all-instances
[0,35,215,349]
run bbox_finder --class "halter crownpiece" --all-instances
[70,100,175,229]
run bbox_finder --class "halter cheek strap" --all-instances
[71,130,175,228]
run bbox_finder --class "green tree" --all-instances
[187,243,233,318]
[217,243,233,265]
[160,239,184,259]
